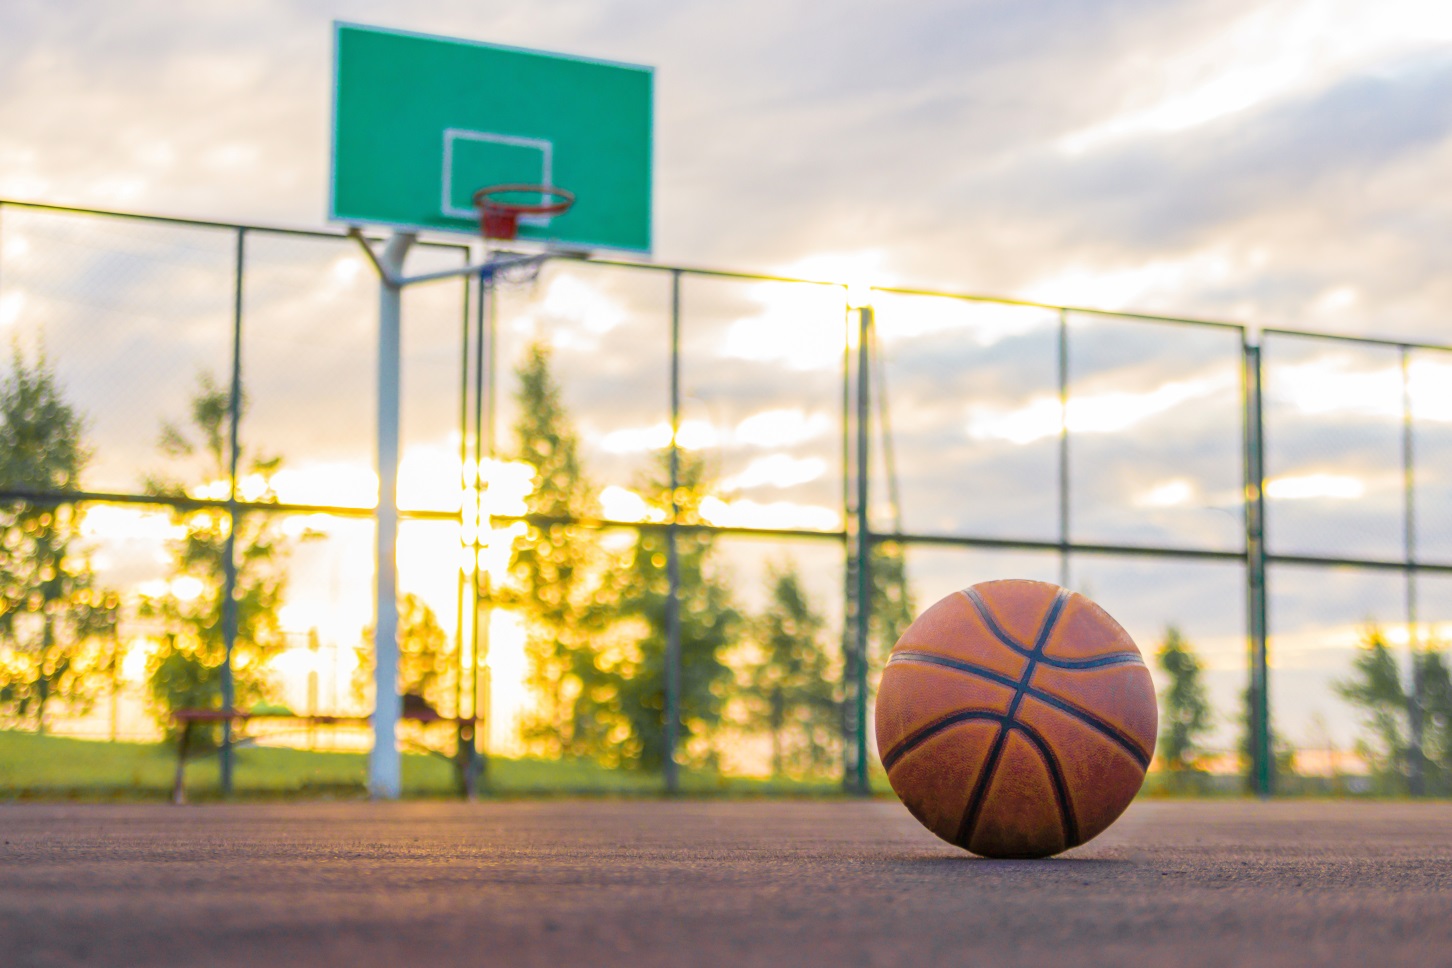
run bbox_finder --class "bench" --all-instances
[171,706,484,803]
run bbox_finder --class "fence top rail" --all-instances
[13,198,1452,352]
[0,197,470,252]
[867,285,1249,333]
[1261,326,1452,355]
[0,198,1265,331]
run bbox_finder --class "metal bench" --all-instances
[170,705,483,803]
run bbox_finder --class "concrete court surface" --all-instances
[2,799,1451,967]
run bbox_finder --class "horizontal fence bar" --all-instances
[0,488,451,520]
[16,486,1452,574]
[870,285,1250,333]
[22,198,1434,339]
[1262,327,1452,354]
[0,198,470,252]
[873,531,1248,562]
[1265,553,1452,574]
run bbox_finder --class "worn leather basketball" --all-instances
[876,580,1156,858]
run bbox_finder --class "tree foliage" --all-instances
[868,540,914,659]
[740,562,837,777]
[497,343,617,758]
[0,348,119,731]
[1155,626,1212,778]
[142,374,291,739]
[353,592,452,713]
[1335,624,1452,794]
[609,449,740,770]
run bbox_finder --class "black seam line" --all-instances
[953,724,1010,850]
[1011,721,1080,849]
[1025,690,1152,770]
[1036,652,1145,671]
[887,651,1019,690]
[880,710,1007,771]
[959,588,1143,671]
[889,648,1141,681]
[953,589,1071,849]
[888,650,1152,770]
[960,588,1034,657]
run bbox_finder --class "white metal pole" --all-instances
[369,231,414,799]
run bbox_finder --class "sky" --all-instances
[3,0,1452,336]
[5,0,1452,763]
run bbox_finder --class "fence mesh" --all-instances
[1,200,1448,796]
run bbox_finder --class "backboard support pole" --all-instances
[354,229,565,800]
[370,230,413,800]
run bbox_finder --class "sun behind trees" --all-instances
[494,342,620,759]
[611,447,740,770]
[500,341,860,774]
[141,374,296,739]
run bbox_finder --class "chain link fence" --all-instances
[0,199,1446,796]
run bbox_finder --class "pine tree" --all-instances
[610,449,740,771]
[1335,625,1411,793]
[1155,626,1212,783]
[0,348,119,732]
[142,374,291,741]
[742,562,837,777]
[497,343,616,758]
[1236,684,1297,790]
[1416,646,1452,795]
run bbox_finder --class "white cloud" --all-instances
[698,496,838,531]
[1136,479,1197,508]
[720,282,850,371]
[733,408,830,447]
[721,454,826,491]
[599,484,666,522]
[1265,473,1365,500]
[1270,355,1402,418]
[967,371,1236,444]
[1059,0,1452,154]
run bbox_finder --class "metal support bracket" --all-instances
[348,228,582,287]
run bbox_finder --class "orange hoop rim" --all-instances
[472,184,575,216]
[472,184,575,241]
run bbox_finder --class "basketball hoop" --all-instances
[472,184,575,241]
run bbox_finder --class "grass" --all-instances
[0,729,870,801]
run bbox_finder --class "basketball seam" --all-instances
[1012,719,1080,849]
[955,589,1141,670]
[885,650,1152,769]
[951,588,1070,851]
[879,710,1007,771]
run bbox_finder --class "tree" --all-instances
[1334,624,1411,793]
[610,449,740,771]
[868,540,914,660]
[1155,626,1212,783]
[1333,623,1452,796]
[353,593,452,712]
[741,562,838,777]
[1417,647,1452,796]
[141,374,291,739]
[1236,685,1297,790]
[496,342,617,758]
[0,348,120,732]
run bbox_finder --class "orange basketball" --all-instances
[875,579,1156,858]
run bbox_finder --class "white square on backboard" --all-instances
[441,129,555,226]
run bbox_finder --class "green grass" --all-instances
[0,730,868,801]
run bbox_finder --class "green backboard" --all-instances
[330,23,653,253]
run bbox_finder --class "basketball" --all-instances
[876,580,1156,858]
